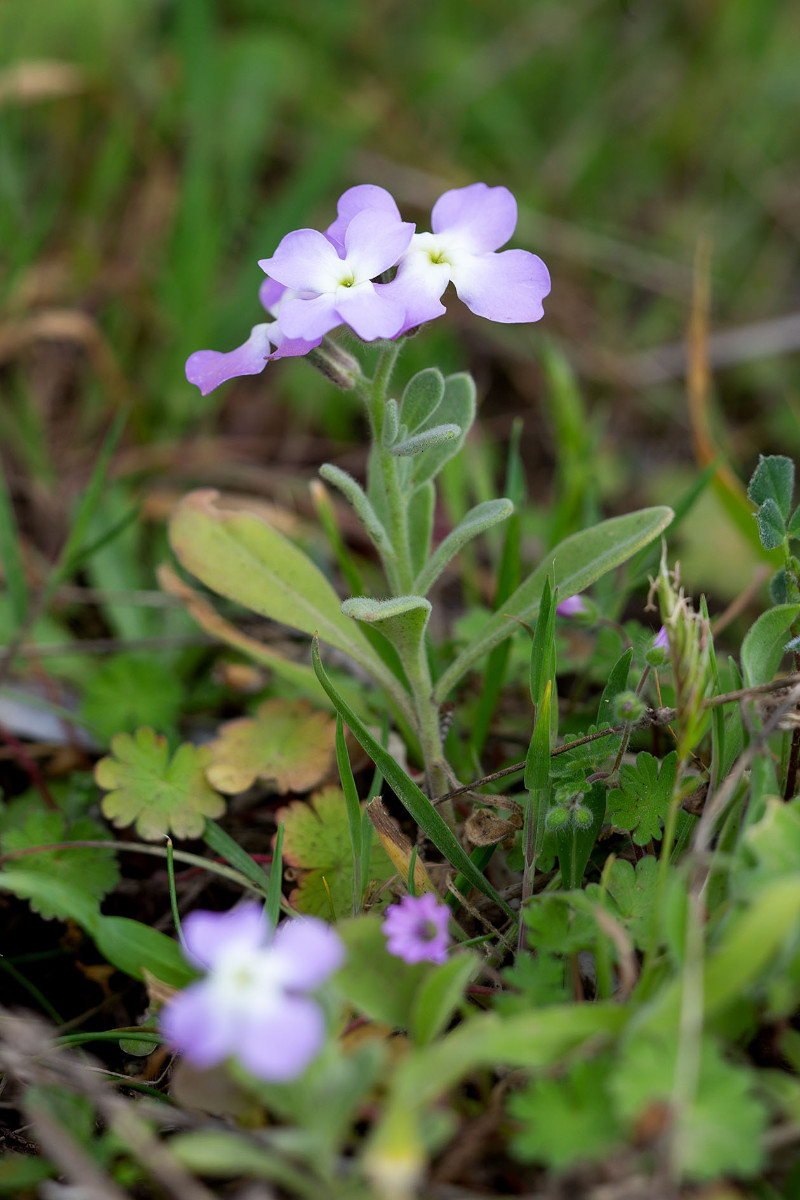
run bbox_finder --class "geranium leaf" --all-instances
[606,750,678,845]
[80,652,184,743]
[586,856,658,950]
[0,810,119,919]
[277,786,395,919]
[95,727,225,841]
[205,699,336,795]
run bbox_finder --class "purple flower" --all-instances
[260,208,414,342]
[556,594,588,617]
[160,903,344,1081]
[383,893,450,965]
[385,182,551,332]
[652,625,669,651]
[185,278,320,396]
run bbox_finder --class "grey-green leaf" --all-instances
[414,499,514,594]
[388,423,461,458]
[434,506,673,702]
[748,454,794,520]
[318,463,395,560]
[407,481,435,578]
[342,594,431,662]
[169,490,412,721]
[756,498,786,551]
[741,603,800,688]
[412,372,477,489]
[401,367,446,433]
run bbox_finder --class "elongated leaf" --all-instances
[434,506,673,701]
[409,953,477,1045]
[336,714,362,915]
[318,464,395,560]
[0,459,29,625]
[169,490,413,721]
[401,367,445,433]
[741,603,800,687]
[388,423,461,458]
[407,481,435,579]
[414,499,514,595]
[202,818,271,894]
[412,372,476,490]
[311,638,515,920]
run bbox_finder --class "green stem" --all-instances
[360,342,450,811]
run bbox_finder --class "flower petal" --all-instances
[182,902,270,971]
[235,995,325,1081]
[326,185,401,254]
[431,183,518,254]
[271,918,345,989]
[258,276,286,314]
[343,209,415,282]
[335,281,406,340]
[278,293,341,341]
[160,981,234,1068]
[382,251,449,333]
[185,325,275,396]
[259,229,343,293]
[451,248,550,323]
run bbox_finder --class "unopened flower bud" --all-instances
[612,690,646,724]
[572,805,593,829]
[645,625,669,667]
[306,338,361,390]
[545,806,569,832]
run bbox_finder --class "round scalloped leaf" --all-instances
[95,727,225,841]
[277,786,395,919]
[205,699,335,795]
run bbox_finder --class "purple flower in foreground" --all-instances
[385,182,551,332]
[556,594,588,617]
[185,278,320,396]
[160,903,344,1081]
[383,893,450,965]
[260,208,414,342]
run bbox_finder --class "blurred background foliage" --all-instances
[1,0,799,603]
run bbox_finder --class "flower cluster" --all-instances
[160,903,343,1081]
[186,182,551,395]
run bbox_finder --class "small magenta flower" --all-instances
[385,182,550,332]
[160,903,344,1081]
[556,594,588,617]
[645,625,670,668]
[185,278,320,396]
[260,208,414,342]
[383,893,450,965]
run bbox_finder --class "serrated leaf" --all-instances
[0,810,119,919]
[755,497,786,550]
[277,787,395,918]
[508,1053,623,1170]
[523,893,598,955]
[587,856,658,950]
[96,727,225,841]
[747,453,794,519]
[414,499,514,595]
[80,653,183,742]
[205,699,335,795]
[168,489,412,721]
[610,1034,767,1182]
[495,953,569,1013]
[606,751,677,845]
[434,505,674,701]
